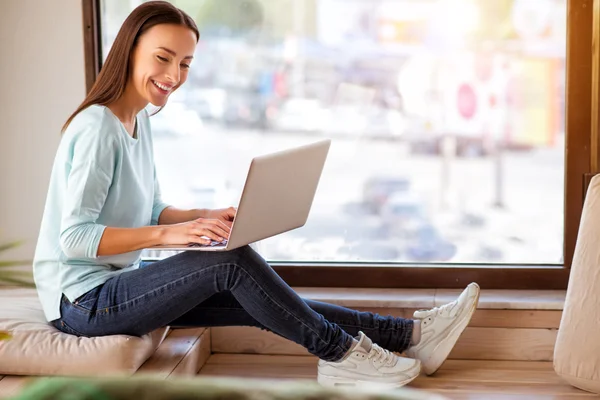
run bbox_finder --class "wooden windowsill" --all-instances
[293,287,566,310]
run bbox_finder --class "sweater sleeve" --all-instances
[59,123,117,259]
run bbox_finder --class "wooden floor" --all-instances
[1,355,598,399]
[200,355,598,400]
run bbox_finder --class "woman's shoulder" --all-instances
[62,105,119,148]
[72,104,111,124]
[64,105,116,138]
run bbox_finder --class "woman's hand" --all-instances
[160,218,231,246]
[204,207,237,228]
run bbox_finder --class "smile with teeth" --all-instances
[152,80,173,93]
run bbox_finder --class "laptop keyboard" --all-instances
[188,239,228,248]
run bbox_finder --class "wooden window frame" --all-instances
[83,0,600,289]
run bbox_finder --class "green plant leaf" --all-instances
[0,239,33,287]
[0,260,30,268]
[0,275,35,288]
[0,241,24,253]
[0,270,33,278]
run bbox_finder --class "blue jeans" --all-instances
[51,246,414,362]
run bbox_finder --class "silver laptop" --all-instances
[149,139,331,252]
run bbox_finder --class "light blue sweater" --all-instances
[33,105,170,322]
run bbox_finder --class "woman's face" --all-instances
[130,23,197,107]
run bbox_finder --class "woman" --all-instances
[33,1,480,389]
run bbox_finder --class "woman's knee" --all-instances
[215,245,263,264]
[181,245,263,270]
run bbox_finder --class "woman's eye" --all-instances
[181,63,190,69]
[156,56,168,62]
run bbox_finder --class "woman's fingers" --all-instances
[194,218,231,233]
[207,218,231,234]
[188,235,212,245]
[190,226,228,242]
[200,220,230,238]
[186,219,231,245]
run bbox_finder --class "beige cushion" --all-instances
[554,175,600,394]
[0,288,168,376]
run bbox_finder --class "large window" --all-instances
[90,0,594,288]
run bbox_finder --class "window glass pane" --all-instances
[100,0,566,264]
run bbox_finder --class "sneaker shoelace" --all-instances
[368,343,397,366]
[415,299,458,320]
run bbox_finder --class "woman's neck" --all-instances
[107,85,148,133]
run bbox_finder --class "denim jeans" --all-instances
[51,246,414,362]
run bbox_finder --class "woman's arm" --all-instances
[97,218,231,256]
[59,125,119,259]
[158,207,237,227]
[97,226,164,256]
[157,206,208,225]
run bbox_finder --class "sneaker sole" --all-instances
[421,285,480,375]
[317,368,420,390]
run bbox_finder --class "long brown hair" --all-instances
[62,1,199,132]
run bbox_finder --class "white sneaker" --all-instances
[405,282,480,376]
[317,331,421,389]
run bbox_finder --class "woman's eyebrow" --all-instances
[157,46,193,60]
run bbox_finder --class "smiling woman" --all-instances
[62,1,199,134]
[31,0,487,389]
